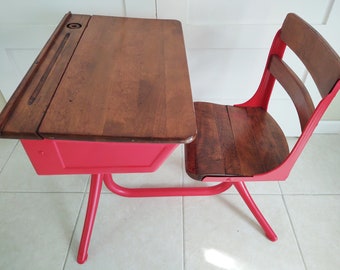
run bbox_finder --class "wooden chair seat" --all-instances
[186,102,290,180]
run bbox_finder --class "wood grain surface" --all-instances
[0,14,196,143]
[39,16,196,142]
[185,102,289,180]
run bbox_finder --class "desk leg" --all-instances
[77,174,103,264]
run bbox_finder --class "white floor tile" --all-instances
[280,134,340,195]
[0,143,89,192]
[183,195,305,270]
[284,195,340,270]
[0,193,84,270]
[64,194,184,269]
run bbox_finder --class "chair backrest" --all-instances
[239,13,340,180]
[273,13,340,131]
[244,13,340,129]
[280,14,340,99]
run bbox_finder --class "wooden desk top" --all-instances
[0,13,196,143]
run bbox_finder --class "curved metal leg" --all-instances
[77,174,103,264]
[233,181,278,241]
[103,174,233,197]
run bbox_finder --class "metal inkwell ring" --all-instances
[67,23,82,29]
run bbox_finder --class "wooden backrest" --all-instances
[268,13,340,131]
[281,13,340,98]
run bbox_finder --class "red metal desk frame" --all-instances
[21,139,233,263]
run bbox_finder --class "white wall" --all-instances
[0,0,339,135]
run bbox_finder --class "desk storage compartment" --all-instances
[21,139,177,175]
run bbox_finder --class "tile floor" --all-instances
[0,134,339,270]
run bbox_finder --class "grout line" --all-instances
[5,49,26,78]
[181,196,186,270]
[180,145,186,270]
[278,193,340,196]
[62,176,90,270]
[122,0,127,17]
[155,0,158,19]
[301,69,308,83]
[279,184,308,270]
[0,190,86,194]
[0,140,19,174]
[322,0,335,24]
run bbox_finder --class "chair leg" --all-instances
[77,174,103,264]
[233,181,278,241]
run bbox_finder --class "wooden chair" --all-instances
[185,13,340,241]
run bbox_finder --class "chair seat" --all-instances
[185,102,290,180]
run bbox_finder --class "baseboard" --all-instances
[314,121,340,134]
